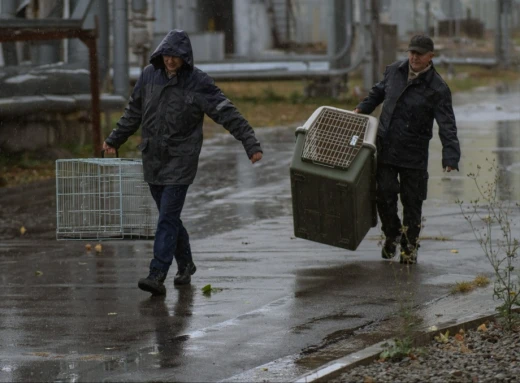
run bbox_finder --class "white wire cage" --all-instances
[55,158,158,240]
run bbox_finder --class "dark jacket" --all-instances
[106,30,262,185]
[356,59,460,170]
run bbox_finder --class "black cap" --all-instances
[408,35,434,54]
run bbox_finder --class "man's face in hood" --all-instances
[163,55,184,74]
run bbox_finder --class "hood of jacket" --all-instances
[149,29,194,72]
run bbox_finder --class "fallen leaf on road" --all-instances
[20,226,27,235]
[202,284,212,295]
[451,249,459,253]
[35,271,43,276]
[29,352,50,357]
[201,284,223,296]
[85,244,92,251]
[477,323,487,332]
[95,244,102,253]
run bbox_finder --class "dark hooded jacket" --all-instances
[356,59,460,170]
[106,30,263,185]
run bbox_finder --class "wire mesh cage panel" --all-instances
[56,158,158,240]
[301,107,372,169]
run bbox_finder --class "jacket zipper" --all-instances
[387,83,411,130]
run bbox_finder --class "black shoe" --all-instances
[174,262,197,286]
[138,269,167,295]
[381,236,400,259]
[399,244,419,265]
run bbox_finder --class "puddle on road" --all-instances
[428,85,520,203]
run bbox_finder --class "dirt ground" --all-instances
[0,179,56,240]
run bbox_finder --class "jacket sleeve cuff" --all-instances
[105,137,120,149]
[246,144,263,159]
[442,160,459,170]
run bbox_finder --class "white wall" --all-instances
[233,0,272,57]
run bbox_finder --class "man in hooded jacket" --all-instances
[354,35,460,264]
[103,30,263,295]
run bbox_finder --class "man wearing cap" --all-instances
[354,35,461,264]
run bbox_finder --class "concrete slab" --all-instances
[292,285,500,382]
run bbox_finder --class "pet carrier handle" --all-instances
[101,148,119,158]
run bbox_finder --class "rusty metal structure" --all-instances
[0,0,102,155]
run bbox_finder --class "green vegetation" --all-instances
[450,275,491,294]
[0,152,55,187]
[1,65,519,188]
[379,262,424,362]
[457,159,520,331]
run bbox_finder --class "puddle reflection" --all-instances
[429,116,520,202]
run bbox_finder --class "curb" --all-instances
[293,308,513,383]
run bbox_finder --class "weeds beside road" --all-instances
[1,65,519,188]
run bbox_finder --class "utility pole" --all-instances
[370,0,380,83]
[361,0,380,92]
[496,0,512,68]
[425,1,431,35]
[413,0,418,32]
[0,0,18,66]
[361,0,372,92]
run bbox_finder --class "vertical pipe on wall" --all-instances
[495,0,502,64]
[361,0,374,92]
[132,0,147,13]
[96,0,109,81]
[37,0,62,66]
[0,0,19,66]
[113,0,129,97]
[425,1,430,35]
[68,0,109,82]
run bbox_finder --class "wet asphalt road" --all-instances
[1,84,520,382]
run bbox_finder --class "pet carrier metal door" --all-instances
[56,158,158,240]
[290,106,378,250]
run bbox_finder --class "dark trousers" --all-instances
[148,184,193,274]
[376,163,428,246]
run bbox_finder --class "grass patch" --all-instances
[212,78,362,128]
[0,152,56,187]
[473,274,491,287]
[1,65,519,188]
[437,65,520,93]
[451,281,476,294]
[451,275,491,294]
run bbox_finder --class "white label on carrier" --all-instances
[350,135,359,146]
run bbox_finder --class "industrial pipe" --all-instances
[0,0,19,66]
[219,0,354,64]
[113,0,129,96]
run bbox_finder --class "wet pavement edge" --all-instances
[292,285,506,382]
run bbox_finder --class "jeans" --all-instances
[375,163,428,246]
[148,184,193,274]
